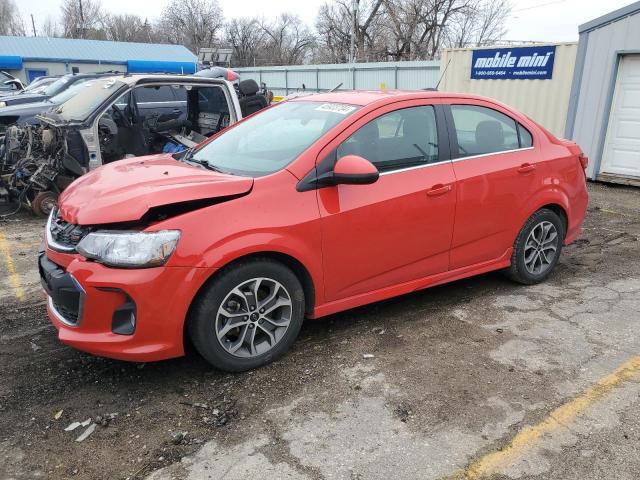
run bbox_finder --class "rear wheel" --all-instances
[188,258,305,372]
[506,209,565,285]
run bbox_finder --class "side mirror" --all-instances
[296,154,379,192]
[332,155,379,185]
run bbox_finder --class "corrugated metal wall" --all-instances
[568,11,640,179]
[439,43,578,137]
[235,61,441,96]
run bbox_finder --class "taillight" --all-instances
[226,69,239,81]
[578,153,588,170]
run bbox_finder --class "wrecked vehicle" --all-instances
[0,70,24,93]
[0,71,120,109]
[0,79,98,135]
[0,73,270,216]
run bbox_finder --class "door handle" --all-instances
[426,184,452,197]
[517,163,536,174]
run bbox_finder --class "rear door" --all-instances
[446,102,541,270]
[134,85,182,122]
[319,101,457,302]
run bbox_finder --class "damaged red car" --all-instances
[40,90,589,371]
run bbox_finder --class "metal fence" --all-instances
[234,60,441,96]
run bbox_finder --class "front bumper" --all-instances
[40,247,214,362]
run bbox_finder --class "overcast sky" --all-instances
[15,0,636,43]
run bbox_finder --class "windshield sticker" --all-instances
[314,103,356,115]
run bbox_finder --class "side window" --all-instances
[518,123,533,148]
[451,105,520,157]
[109,91,131,116]
[134,85,175,103]
[337,106,439,173]
[172,86,187,102]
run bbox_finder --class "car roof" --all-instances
[289,89,494,107]
[88,74,229,86]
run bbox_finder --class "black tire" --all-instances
[31,191,58,217]
[506,208,565,285]
[188,258,305,372]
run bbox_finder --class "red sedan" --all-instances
[40,90,589,371]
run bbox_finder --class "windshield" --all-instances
[54,78,126,121]
[190,101,359,176]
[24,78,53,93]
[43,76,74,97]
[49,80,95,105]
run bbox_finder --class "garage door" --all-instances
[600,55,640,179]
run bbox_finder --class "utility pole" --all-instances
[30,14,37,37]
[78,0,85,38]
[349,0,358,63]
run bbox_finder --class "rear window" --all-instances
[451,105,520,157]
[518,124,533,148]
[134,85,175,103]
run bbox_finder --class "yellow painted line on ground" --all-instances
[598,207,633,218]
[453,356,640,479]
[0,233,25,301]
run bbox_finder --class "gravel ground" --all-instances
[1,182,639,480]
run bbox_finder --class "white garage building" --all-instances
[566,1,640,184]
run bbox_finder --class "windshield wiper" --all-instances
[177,146,230,174]
[184,156,226,173]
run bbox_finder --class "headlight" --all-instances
[0,102,6,108]
[76,230,180,268]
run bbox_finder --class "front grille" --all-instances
[49,208,91,250]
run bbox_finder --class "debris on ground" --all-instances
[363,353,375,359]
[75,423,96,442]
[170,432,187,445]
[53,410,63,420]
[194,397,238,428]
[180,401,208,409]
[394,404,414,423]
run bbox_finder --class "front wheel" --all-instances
[506,209,565,285]
[31,191,58,217]
[188,258,305,372]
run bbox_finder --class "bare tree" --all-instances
[159,0,224,53]
[0,0,26,36]
[315,0,385,63]
[383,0,472,60]
[60,0,106,39]
[260,14,315,65]
[226,18,267,67]
[41,16,62,38]
[445,0,511,48]
[104,14,148,42]
[314,0,510,63]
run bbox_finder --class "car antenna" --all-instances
[431,58,452,91]
[328,82,343,92]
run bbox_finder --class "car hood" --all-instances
[0,92,48,106]
[58,154,254,225]
[0,100,55,118]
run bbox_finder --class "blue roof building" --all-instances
[0,36,198,83]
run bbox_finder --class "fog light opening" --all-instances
[112,295,137,335]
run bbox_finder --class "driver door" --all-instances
[318,101,457,302]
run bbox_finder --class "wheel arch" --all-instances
[184,250,317,339]
[539,203,568,235]
[518,187,571,239]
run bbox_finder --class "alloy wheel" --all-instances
[215,277,293,358]
[523,220,559,275]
